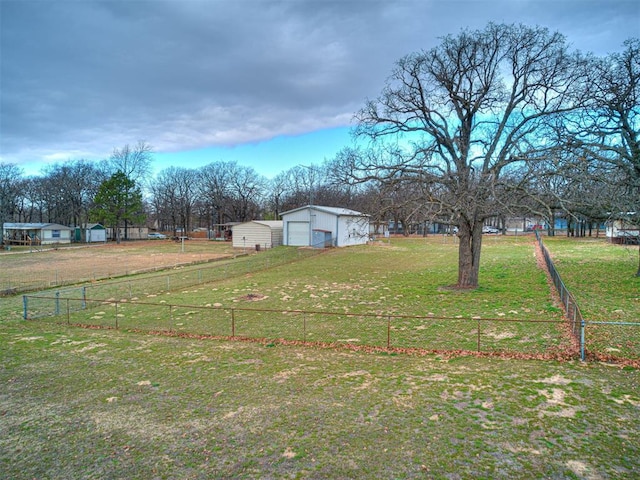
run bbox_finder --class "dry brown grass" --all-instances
[0,239,234,293]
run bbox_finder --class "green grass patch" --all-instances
[20,237,570,357]
[0,319,638,479]
[540,236,640,359]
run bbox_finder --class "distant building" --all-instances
[231,221,283,250]
[2,223,72,245]
[280,205,370,248]
[106,225,149,241]
[606,215,639,244]
[84,223,107,243]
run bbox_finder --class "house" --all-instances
[2,222,72,245]
[231,221,283,250]
[280,205,370,247]
[606,215,639,244]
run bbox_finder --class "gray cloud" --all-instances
[1,0,638,167]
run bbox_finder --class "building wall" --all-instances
[86,229,107,242]
[41,228,72,244]
[336,215,369,247]
[232,222,283,249]
[282,207,369,247]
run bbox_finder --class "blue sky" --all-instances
[153,127,353,179]
[1,0,638,180]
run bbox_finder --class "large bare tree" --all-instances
[569,39,639,274]
[347,23,589,288]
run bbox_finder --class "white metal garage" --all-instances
[280,205,370,247]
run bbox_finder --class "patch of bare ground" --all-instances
[2,240,232,292]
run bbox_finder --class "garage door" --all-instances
[287,221,309,246]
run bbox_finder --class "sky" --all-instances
[1,0,638,179]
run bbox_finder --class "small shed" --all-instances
[2,222,72,245]
[280,205,370,248]
[231,221,284,250]
[85,223,107,243]
[606,216,639,244]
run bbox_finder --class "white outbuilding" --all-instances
[231,221,284,250]
[280,205,370,248]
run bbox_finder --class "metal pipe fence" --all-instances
[23,296,571,358]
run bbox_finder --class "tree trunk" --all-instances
[457,222,484,288]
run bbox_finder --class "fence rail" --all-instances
[20,236,640,363]
[23,295,573,358]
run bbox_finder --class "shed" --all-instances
[280,205,370,247]
[2,222,72,245]
[85,223,107,243]
[606,215,639,244]
[231,221,284,250]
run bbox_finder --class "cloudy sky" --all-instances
[1,0,638,178]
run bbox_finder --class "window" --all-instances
[52,230,60,238]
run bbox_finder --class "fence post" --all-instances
[169,305,173,332]
[55,291,60,316]
[23,295,28,320]
[82,286,87,310]
[115,302,119,329]
[477,319,481,352]
[66,299,70,325]
[580,319,586,361]
[387,316,391,348]
[231,309,235,337]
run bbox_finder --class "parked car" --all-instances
[148,232,168,239]
[482,226,500,234]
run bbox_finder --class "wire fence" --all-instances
[535,231,640,362]
[19,236,639,363]
[23,296,571,358]
[0,243,232,295]
[24,247,323,309]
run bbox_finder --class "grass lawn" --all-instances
[1,320,638,479]
[540,236,640,360]
[540,236,639,323]
[20,236,572,358]
[1,235,639,478]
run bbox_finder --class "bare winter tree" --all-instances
[345,23,590,288]
[105,141,153,187]
[150,166,198,236]
[562,39,639,275]
[199,161,234,226]
[0,163,25,227]
[104,141,154,239]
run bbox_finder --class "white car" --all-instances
[482,226,500,234]
[148,232,168,239]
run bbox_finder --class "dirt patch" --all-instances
[238,293,268,301]
[2,240,232,293]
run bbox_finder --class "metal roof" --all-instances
[232,220,283,229]
[3,222,72,230]
[279,205,369,217]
